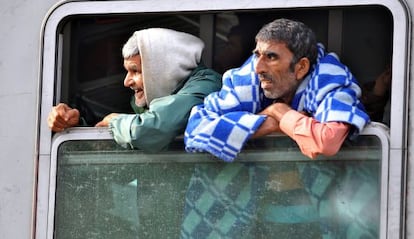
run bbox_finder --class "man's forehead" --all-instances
[255,40,288,52]
[124,55,142,67]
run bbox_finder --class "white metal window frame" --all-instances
[37,1,409,238]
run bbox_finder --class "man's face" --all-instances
[253,40,302,103]
[123,55,146,107]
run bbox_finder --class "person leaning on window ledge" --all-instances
[184,18,370,161]
[47,28,222,152]
[361,65,392,124]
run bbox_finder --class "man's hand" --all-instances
[261,102,291,121]
[251,116,280,138]
[251,102,293,138]
[95,113,119,127]
[47,103,80,132]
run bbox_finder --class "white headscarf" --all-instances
[124,28,204,105]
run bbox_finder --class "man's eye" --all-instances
[131,68,140,74]
[266,53,277,60]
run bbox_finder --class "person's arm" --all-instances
[106,67,222,152]
[260,102,350,159]
[373,66,392,97]
[184,62,267,162]
[361,67,392,122]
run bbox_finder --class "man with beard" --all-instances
[184,18,370,161]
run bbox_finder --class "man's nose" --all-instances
[124,73,133,87]
[254,56,265,74]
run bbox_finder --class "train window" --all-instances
[52,6,392,126]
[38,1,408,239]
[49,124,388,239]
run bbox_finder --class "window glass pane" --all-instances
[54,135,381,239]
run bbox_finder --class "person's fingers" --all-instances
[47,109,68,130]
[65,109,80,126]
[95,121,106,127]
[95,113,118,127]
[50,125,64,132]
[47,114,65,132]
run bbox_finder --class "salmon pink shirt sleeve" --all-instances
[279,110,350,159]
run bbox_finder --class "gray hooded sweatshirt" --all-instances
[109,28,222,151]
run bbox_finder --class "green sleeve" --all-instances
[109,66,222,152]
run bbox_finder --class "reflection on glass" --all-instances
[54,136,381,239]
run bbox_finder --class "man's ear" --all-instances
[294,57,310,80]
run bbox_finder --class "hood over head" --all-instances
[127,28,204,105]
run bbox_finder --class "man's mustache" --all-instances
[130,86,143,91]
[258,73,273,81]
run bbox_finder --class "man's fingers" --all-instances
[65,109,80,126]
[47,113,68,131]
[50,126,64,132]
[95,121,106,127]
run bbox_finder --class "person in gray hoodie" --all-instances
[48,28,222,152]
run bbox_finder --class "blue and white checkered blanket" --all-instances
[184,44,370,162]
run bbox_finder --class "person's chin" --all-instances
[134,97,147,107]
[263,90,280,100]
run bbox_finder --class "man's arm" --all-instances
[258,102,350,159]
[251,112,280,138]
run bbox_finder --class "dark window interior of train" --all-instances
[58,5,393,125]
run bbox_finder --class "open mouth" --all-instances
[134,90,144,98]
[260,80,273,90]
